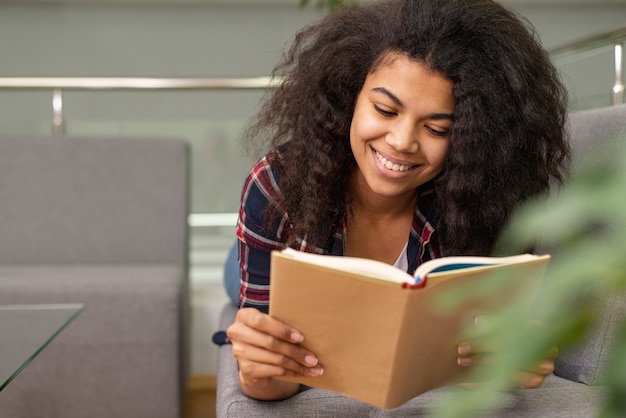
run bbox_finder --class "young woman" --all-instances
[226,0,569,401]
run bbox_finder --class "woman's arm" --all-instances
[230,154,323,400]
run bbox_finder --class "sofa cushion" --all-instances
[0,264,186,418]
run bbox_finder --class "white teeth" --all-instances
[375,151,411,172]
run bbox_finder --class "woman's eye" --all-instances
[426,126,450,137]
[374,104,396,117]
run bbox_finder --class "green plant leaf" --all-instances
[298,0,358,12]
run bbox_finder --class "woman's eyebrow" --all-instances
[372,87,404,107]
[372,87,454,121]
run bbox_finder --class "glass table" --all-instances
[0,304,84,391]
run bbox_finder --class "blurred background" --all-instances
[0,0,624,381]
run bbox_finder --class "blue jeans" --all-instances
[223,240,240,306]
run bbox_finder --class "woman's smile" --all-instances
[372,146,418,174]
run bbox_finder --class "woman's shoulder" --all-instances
[248,147,283,179]
[239,148,291,242]
[242,148,285,204]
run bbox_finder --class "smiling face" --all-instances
[350,52,455,204]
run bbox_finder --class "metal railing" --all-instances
[0,76,280,136]
[549,23,625,106]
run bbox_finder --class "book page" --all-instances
[280,248,412,284]
[415,253,543,280]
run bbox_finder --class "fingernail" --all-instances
[309,366,324,376]
[457,356,473,367]
[304,355,318,367]
[458,343,472,356]
[290,332,304,343]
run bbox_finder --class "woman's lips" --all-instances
[373,148,416,172]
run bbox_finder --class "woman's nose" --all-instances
[385,125,419,153]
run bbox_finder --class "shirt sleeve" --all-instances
[235,154,290,313]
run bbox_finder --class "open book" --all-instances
[269,249,550,409]
[277,247,544,288]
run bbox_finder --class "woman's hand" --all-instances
[514,345,559,388]
[457,341,558,388]
[226,307,324,400]
[456,316,559,389]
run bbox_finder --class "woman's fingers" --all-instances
[457,342,475,367]
[232,334,322,376]
[457,316,559,373]
[456,316,559,389]
[457,340,558,389]
[546,345,559,360]
[235,342,324,379]
[232,307,304,344]
[226,307,323,378]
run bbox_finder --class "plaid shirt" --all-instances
[236,149,446,313]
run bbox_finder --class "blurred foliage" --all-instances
[434,138,626,417]
[298,0,358,12]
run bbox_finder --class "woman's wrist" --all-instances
[240,374,300,401]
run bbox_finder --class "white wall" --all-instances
[0,3,324,77]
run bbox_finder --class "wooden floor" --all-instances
[184,375,217,418]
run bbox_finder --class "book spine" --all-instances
[402,277,428,289]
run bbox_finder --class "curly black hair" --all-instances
[243,0,570,256]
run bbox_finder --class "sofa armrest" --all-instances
[215,302,609,417]
[555,289,626,385]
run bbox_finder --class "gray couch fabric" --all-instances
[552,104,626,387]
[554,289,626,386]
[216,104,626,417]
[0,136,190,418]
[0,136,188,265]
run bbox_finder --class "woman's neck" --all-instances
[344,174,417,263]
[349,172,418,221]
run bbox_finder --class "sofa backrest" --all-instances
[0,136,189,265]
[568,103,626,168]
[553,104,626,385]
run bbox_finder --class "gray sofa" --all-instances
[216,103,626,417]
[0,136,190,418]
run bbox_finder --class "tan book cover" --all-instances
[268,250,550,409]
